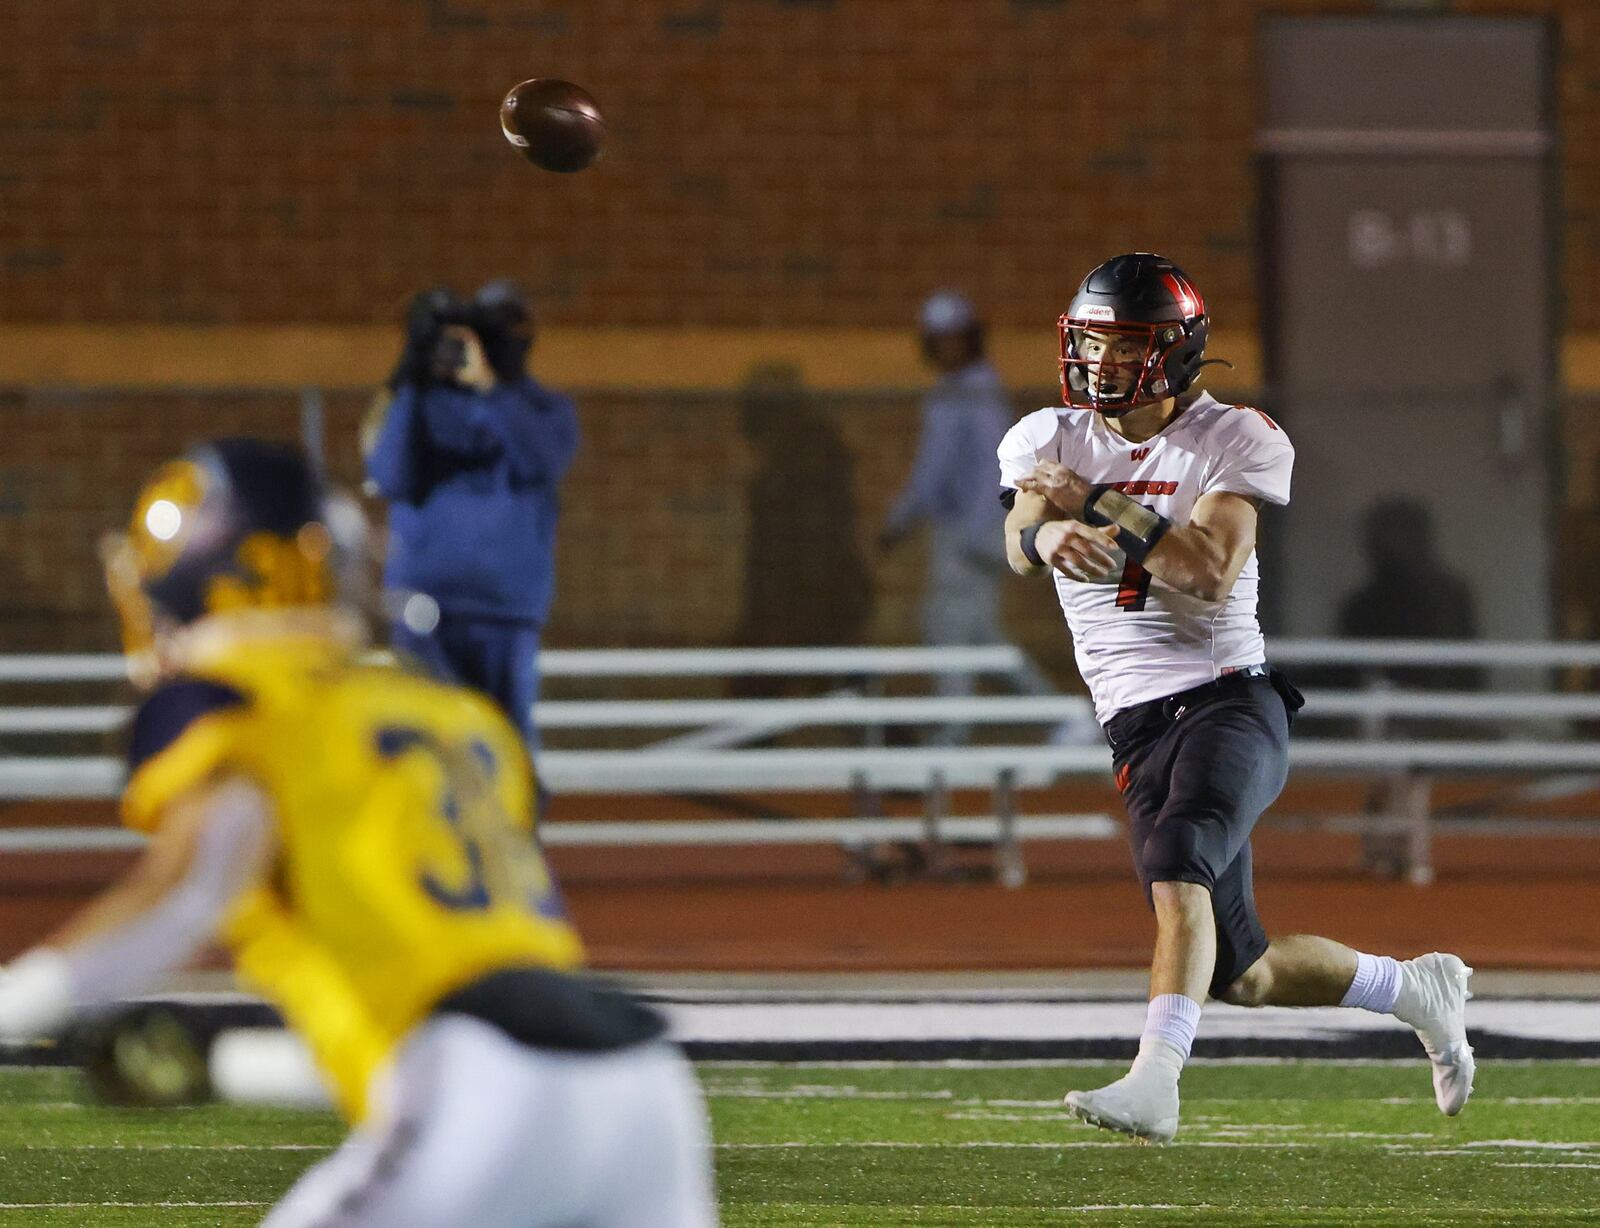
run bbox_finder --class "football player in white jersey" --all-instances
[999,254,1475,1143]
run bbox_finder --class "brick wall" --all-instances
[3,0,1596,332]
[2,1,1597,659]
[0,381,1100,672]
[0,390,310,651]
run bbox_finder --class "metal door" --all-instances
[1260,16,1556,641]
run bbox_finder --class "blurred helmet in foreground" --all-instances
[102,439,367,680]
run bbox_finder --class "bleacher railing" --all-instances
[1,640,1598,887]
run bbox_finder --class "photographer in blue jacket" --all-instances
[366,281,579,748]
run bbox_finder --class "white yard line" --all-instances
[715,1140,1320,1150]
[703,1056,1600,1069]
[756,1204,1226,1214]
[12,1143,332,1152]
[944,1112,1075,1122]
[717,1136,1600,1153]
[703,1085,957,1100]
[702,1081,1600,1109]
[0,1202,269,1210]
[667,998,1600,1043]
[1063,1207,1218,1214]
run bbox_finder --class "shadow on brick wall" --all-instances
[0,382,1086,700]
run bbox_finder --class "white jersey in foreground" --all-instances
[998,391,1294,723]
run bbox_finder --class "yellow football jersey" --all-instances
[122,630,585,1121]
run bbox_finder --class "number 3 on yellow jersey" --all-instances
[375,726,565,921]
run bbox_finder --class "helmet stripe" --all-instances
[1160,271,1204,320]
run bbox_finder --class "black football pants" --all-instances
[1103,670,1301,998]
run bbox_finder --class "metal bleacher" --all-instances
[1,641,1599,887]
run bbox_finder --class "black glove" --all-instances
[70,1005,213,1107]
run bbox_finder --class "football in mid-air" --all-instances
[499,79,605,173]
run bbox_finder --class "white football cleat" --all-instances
[1064,1071,1180,1144]
[1393,952,1476,1116]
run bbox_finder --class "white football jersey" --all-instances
[998,391,1294,723]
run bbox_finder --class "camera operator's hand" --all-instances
[445,326,497,393]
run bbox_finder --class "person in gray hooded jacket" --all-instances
[880,291,1062,742]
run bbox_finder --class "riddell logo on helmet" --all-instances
[1077,304,1117,321]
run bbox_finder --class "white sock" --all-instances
[1339,952,1401,1013]
[1130,993,1201,1079]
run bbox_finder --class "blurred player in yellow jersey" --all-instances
[0,439,718,1227]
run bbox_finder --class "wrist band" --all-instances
[1018,523,1046,567]
[1083,485,1173,564]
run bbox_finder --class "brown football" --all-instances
[499,79,605,173]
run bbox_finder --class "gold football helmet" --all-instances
[102,439,365,681]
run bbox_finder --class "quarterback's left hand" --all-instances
[1019,463,1092,519]
[1034,520,1120,582]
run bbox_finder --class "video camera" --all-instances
[397,284,533,388]
[405,288,492,386]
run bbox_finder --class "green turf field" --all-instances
[0,1061,1595,1225]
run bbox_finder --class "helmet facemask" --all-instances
[1057,254,1210,416]
[1059,318,1189,415]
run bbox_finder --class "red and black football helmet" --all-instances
[1058,253,1208,415]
